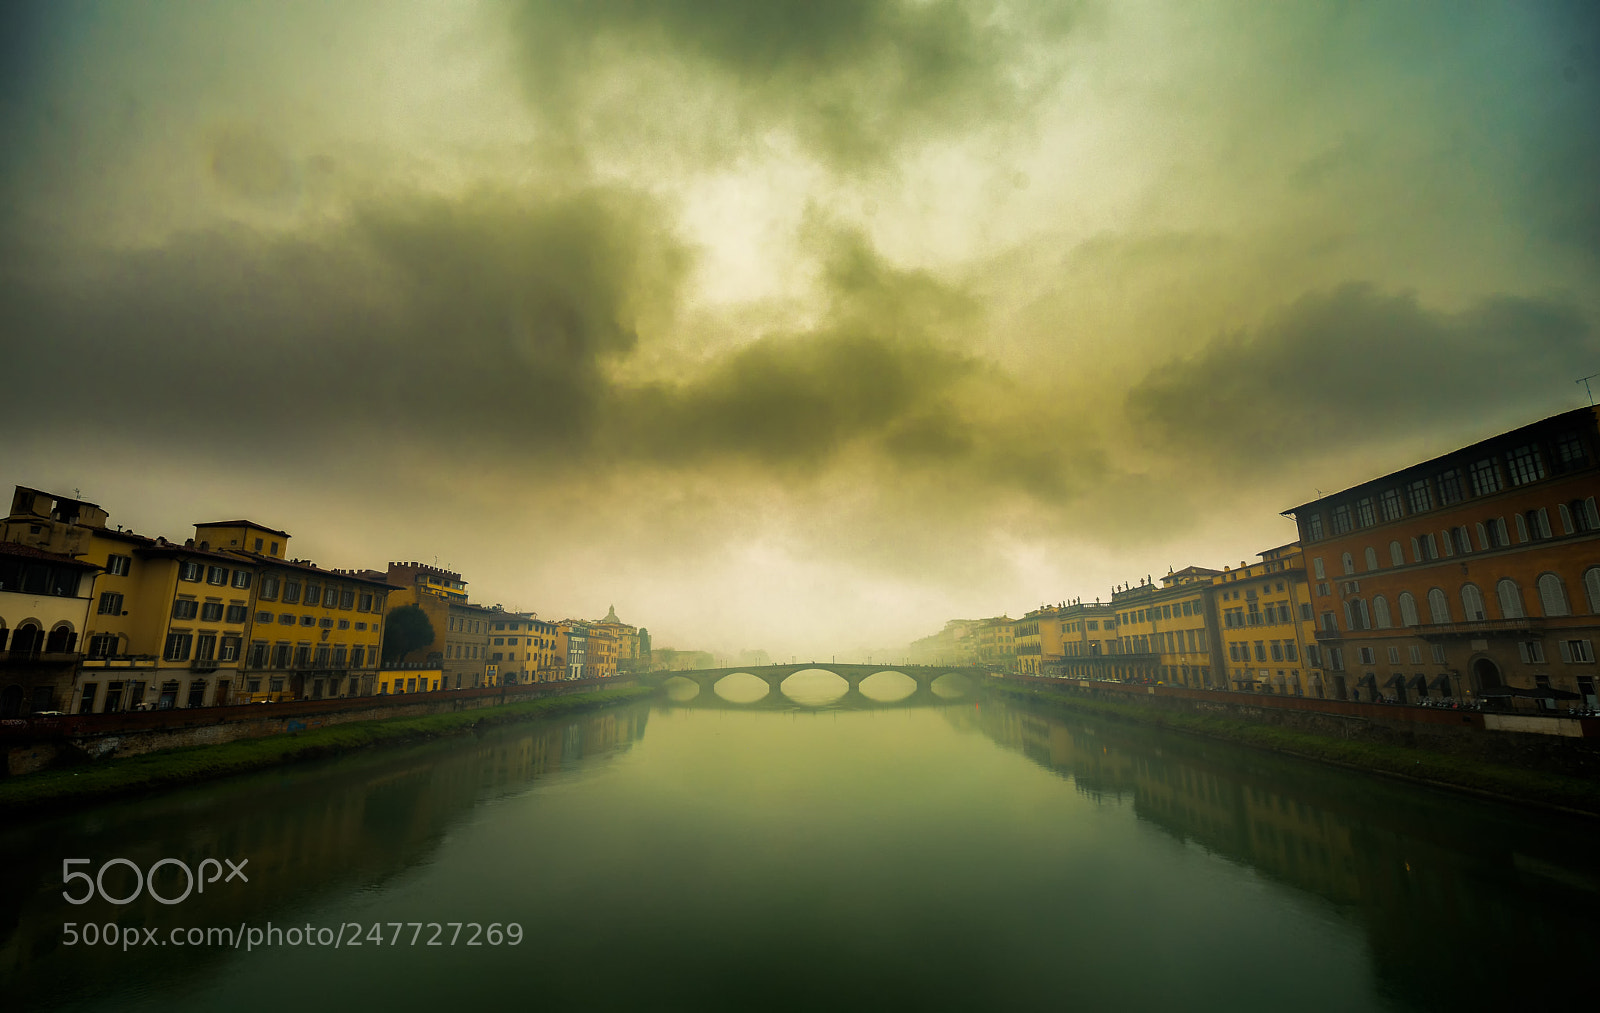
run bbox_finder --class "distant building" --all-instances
[1111,567,1222,689]
[1212,545,1322,696]
[592,604,640,671]
[1285,406,1600,708]
[1051,601,1121,680]
[974,616,1016,672]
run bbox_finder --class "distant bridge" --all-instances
[643,664,991,709]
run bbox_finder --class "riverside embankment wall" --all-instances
[1,678,638,775]
[992,674,1600,778]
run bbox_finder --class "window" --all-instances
[1359,647,1376,665]
[304,584,321,606]
[1356,498,1376,527]
[1537,574,1571,616]
[87,634,116,659]
[107,554,131,576]
[1397,592,1418,627]
[1555,431,1586,469]
[1380,488,1403,521]
[1341,552,1354,575]
[337,619,350,630]
[1496,579,1524,619]
[1506,444,1545,486]
[1469,458,1501,496]
[172,598,198,620]
[254,538,263,551]
[355,622,367,631]
[1253,642,1267,662]
[1389,541,1404,566]
[1284,641,1297,662]
[260,576,280,601]
[1372,596,1391,628]
[220,637,240,661]
[1518,641,1546,663]
[282,581,300,604]
[1409,645,1423,664]
[1364,547,1379,571]
[180,561,203,581]
[319,617,334,629]
[1406,479,1432,514]
[1438,468,1464,505]
[1313,557,1325,579]
[1586,567,1600,614]
[1449,526,1472,555]
[1560,639,1594,663]
[359,593,373,612]
[323,586,338,608]
[97,591,124,615]
[1387,646,1400,663]
[206,566,227,585]
[1332,505,1352,534]
[1270,641,1284,662]
[1300,602,1313,621]
[163,632,193,661]
[1461,585,1486,621]
[278,613,294,625]
[350,646,365,668]
[1307,514,1325,540]
[200,602,224,622]
[1345,598,1370,630]
[196,633,216,661]
[1427,588,1451,624]
[232,570,252,589]
[340,589,355,609]
[226,604,248,624]
[300,615,316,627]
[1432,644,1447,664]
[1329,647,1344,671]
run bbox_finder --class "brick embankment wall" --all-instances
[992,674,1600,781]
[2,678,636,776]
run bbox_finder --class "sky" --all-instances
[2,0,1597,660]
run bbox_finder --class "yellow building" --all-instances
[1212,543,1322,696]
[195,521,390,703]
[383,562,499,689]
[4,488,257,712]
[593,605,640,672]
[1111,568,1221,686]
[1014,605,1070,676]
[1053,600,1121,680]
[974,615,1016,672]
[488,609,552,685]
[377,668,444,695]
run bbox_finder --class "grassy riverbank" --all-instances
[0,685,658,813]
[986,681,1600,816]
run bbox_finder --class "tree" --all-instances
[382,604,435,663]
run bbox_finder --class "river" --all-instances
[2,673,1594,1011]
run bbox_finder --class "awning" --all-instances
[1384,674,1407,688]
[1357,673,1378,687]
[1429,674,1453,690]
[1408,674,1429,690]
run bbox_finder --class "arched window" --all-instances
[45,623,75,653]
[1342,552,1355,575]
[1389,541,1405,566]
[1364,547,1379,571]
[1372,595,1392,628]
[1586,567,1600,614]
[1537,573,1570,616]
[1398,592,1419,627]
[1345,598,1370,630]
[1460,584,1486,622]
[1496,579,1524,619]
[1427,588,1451,624]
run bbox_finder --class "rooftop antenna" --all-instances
[1578,373,1600,406]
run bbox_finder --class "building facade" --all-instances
[1287,407,1600,708]
[1213,544,1322,696]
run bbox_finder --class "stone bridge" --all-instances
[644,664,991,709]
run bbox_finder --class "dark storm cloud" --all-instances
[508,0,1075,168]
[1125,283,1596,468]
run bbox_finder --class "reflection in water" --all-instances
[0,704,651,1011]
[963,700,1599,1012]
[0,694,1593,1012]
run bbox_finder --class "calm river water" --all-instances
[2,672,1595,1011]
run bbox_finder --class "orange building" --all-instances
[1286,406,1600,708]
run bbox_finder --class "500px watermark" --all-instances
[62,921,525,951]
[63,858,249,906]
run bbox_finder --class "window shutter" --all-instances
[1539,574,1569,617]
[1515,514,1528,542]
[1538,508,1552,539]
[1411,537,1422,562]
[1560,639,1573,663]
[1518,642,1530,663]
[1587,640,1595,663]
[1559,504,1574,535]
[1496,518,1508,546]
[1586,568,1600,613]
[1441,531,1453,556]
[1475,523,1489,550]
[1587,498,1599,530]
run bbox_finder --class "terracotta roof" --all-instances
[224,551,396,587]
[194,519,292,538]
[0,541,102,569]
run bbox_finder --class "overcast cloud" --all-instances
[2,0,1597,658]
